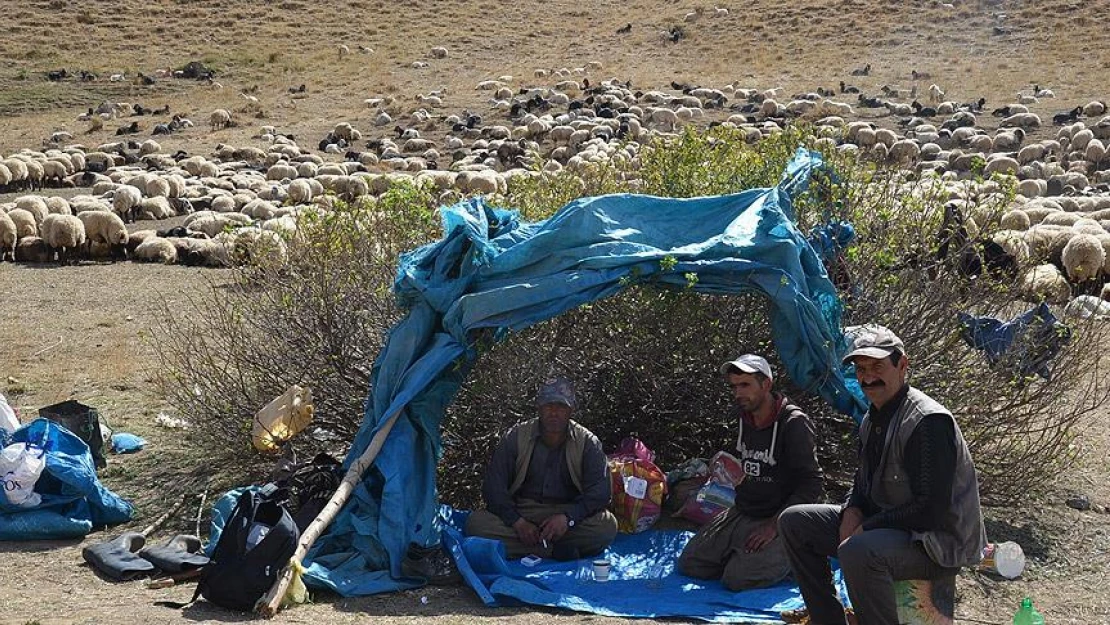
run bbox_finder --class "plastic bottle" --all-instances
[1013,597,1045,625]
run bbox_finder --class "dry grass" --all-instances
[2,0,1110,622]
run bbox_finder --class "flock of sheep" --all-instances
[2,61,1110,309]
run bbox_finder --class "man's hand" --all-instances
[512,517,541,547]
[744,517,778,553]
[839,506,864,546]
[539,513,571,543]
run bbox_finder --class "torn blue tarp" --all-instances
[0,418,133,540]
[442,508,849,623]
[303,148,867,596]
[957,302,1072,381]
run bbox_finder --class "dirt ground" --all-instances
[3,0,1110,622]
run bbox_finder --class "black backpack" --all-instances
[161,485,299,612]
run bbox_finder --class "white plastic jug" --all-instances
[981,541,1026,579]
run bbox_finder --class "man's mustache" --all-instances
[861,380,885,389]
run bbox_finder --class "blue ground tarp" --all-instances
[0,418,133,540]
[302,148,867,602]
[442,508,850,623]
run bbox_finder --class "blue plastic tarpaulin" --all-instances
[0,418,133,540]
[441,508,850,623]
[957,302,1072,381]
[303,148,867,598]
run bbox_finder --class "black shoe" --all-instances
[400,542,462,586]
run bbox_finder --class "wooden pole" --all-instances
[256,407,404,617]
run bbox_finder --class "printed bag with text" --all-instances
[607,437,668,534]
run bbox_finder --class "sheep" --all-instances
[430,46,449,59]
[15,236,51,263]
[209,109,232,129]
[15,196,49,224]
[77,210,128,259]
[168,237,229,267]
[112,185,143,222]
[6,208,37,238]
[1019,264,1071,303]
[40,213,86,262]
[287,179,313,204]
[228,228,287,267]
[928,84,945,104]
[0,211,16,261]
[133,237,178,264]
[1000,210,1031,231]
[1061,233,1106,283]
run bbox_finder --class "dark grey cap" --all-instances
[842,325,906,364]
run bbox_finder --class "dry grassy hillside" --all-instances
[0,0,1103,154]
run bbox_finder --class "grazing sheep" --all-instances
[1061,233,1106,282]
[40,213,86,262]
[168,237,229,267]
[0,211,16,260]
[7,208,37,239]
[1019,264,1071,303]
[15,196,49,224]
[287,178,313,204]
[15,236,51,263]
[229,228,287,267]
[133,237,177,264]
[209,109,232,129]
[112,185,143,222]
[77,210,128,259]
[430,46,448,59]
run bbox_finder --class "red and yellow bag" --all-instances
[607,437,668,534]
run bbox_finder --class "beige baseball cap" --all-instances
[842,325,906,364]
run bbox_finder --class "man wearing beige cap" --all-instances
[778,325,987,625]
[678,354,823,590]
[465,377,618,560]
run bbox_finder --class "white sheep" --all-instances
[0,211,16,261]
[928,84,944,104]
[15,196,49,224]
[40,213,86,262]
[1019,264,1071,303]
[113,185,143,222]
[1061,233,1106,282]
[6,208,37,238]
[287,179,313,204]
[431,46,449,59]
[209,109,232,129]
[133,238,177,264]
[77,210,128,258]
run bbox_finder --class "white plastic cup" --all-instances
[592,559,611,582]
[980,541,1025,579]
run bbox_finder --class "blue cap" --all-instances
[536,376,576,409]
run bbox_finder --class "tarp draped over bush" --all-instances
[303,148,867,596]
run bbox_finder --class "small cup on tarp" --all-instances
[38,400,107,469]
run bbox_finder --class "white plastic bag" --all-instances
[0,393,18,436]
[0,442,45,508]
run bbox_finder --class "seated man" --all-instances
[778,325,987,625]
[678,354,823,590]
[465,377,618,560]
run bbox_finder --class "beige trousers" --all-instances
[465,499,618,559]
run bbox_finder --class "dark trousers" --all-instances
[778,504,958,625]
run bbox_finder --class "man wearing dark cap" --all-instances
[465,377,617,560]
[778,325,987,625]
[678,354,823,590]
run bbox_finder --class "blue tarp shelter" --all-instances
[302,148,867,598]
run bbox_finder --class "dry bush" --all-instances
[156,128,1110,507]
[153,184,440,468]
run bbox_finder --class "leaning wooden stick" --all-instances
[142,494,188,538]
[257,407,405,617]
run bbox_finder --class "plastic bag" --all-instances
[674,452,745,526]
[0,442,46,508]
[607,437,668,533]
[0,393,18,437]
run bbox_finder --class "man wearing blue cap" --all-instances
[678,354,823,590]
[465,376,617,560]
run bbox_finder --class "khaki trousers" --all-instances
[678,507,792,591]
[465,499,618,559]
